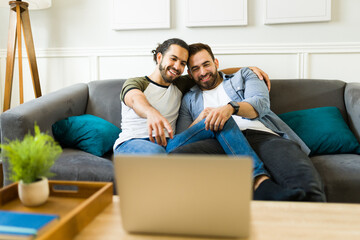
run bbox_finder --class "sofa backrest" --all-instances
[270,79,348,123]
[86,78,349,131]
[86,79,125,129]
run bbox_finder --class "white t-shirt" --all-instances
[202,82,277,135]
[114,76,186,149]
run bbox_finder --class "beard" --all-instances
[159,60,180,84]
[197,68,219,90]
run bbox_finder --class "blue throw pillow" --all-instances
[279,107,360,156]
[52,114,121,157]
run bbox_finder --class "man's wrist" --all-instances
[145,107,159,116]
[227,101,240,115]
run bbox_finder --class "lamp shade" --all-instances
[0,0,52,9]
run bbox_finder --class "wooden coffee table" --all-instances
[75,196,360,240]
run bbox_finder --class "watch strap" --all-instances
[228,101,239,115]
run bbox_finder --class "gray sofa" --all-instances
[1,79,360,203]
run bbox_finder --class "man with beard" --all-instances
[113,38,307,201]
[173,43,326,202]
[113,38,190,153]
[114,38,268,154]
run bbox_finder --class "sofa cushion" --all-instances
[52,114,121,157]
[311,154,360,203]
[50,148,114,182]
[49,148,116,193]
[279,107,360,156]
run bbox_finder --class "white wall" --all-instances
[1,0,360,110]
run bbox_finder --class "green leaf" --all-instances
[1,123,62,183]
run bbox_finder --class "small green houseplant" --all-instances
[1,123,62,206]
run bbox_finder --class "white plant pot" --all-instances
[18,177,49,207]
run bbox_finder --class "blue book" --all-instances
[0,210,58,239]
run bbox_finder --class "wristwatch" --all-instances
[228,101,239,115]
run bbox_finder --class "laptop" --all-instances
[113,154,252,238]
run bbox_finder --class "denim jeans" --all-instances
[243,129,326,202]
[166,118,268,178]
[115,118,268,178]
[170,130,326,202]
[114,138,166,154]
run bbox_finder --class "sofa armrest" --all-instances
[345,82,360,142]
[1,83,89,185]
[1,83,89,142]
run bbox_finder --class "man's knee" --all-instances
[143,144,166,154]
[260,137,304,158]
[255,136,326,201]
[115,139,166,154]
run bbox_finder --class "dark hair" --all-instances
[152,38,189,63]
[188,43,215,65]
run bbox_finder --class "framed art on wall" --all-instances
[264,0,331,25]
[186,0,247,27]
[112,0,170,30]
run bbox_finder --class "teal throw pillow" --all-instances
[279,107,360,156]
[52,114,121,157]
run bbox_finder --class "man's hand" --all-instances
[204,105,233,132]
[146,108,173,146]
[196,107,214,123]
[188,107,214,128]
[249,66,271,91]
[124,89,173,146]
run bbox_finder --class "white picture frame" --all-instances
[186,0,247,27]
[264,0,331,25]
[112,0,170,30]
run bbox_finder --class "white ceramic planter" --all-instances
[18,177,49,207]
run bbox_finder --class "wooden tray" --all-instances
[0,180,113,239]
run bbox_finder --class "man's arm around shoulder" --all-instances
[240,67,271,119]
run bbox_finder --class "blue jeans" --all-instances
[115,118,268,178]
[115,138,167,154]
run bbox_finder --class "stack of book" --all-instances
[0,210,58,239]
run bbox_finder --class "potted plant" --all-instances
[1,123,62,206]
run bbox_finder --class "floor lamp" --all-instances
[1,0,51,112]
